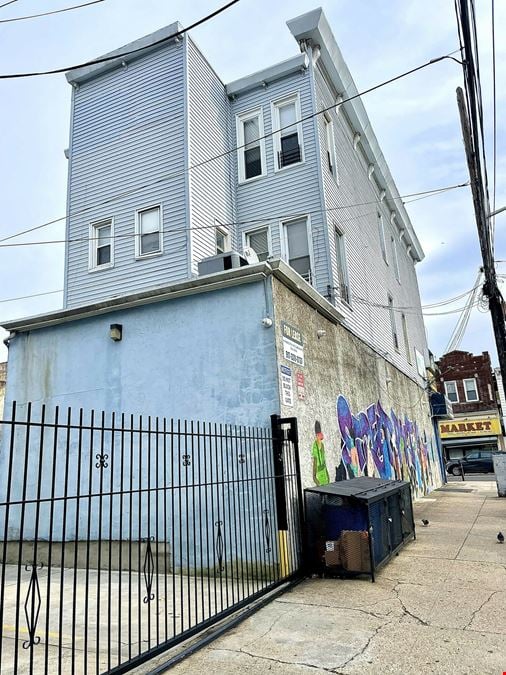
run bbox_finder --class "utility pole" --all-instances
[456,86,506,386]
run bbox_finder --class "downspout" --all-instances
[300,41,334,299]
[63,84,76,309]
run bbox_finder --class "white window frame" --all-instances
[444,380,459,403]
[236,108,266,184]
[89,217,114,271]
[464,378,479,402]
[242,225,271,262]
[324,113,337,181]
[272,93,304,172]
[391,233,401,282]
[280,215,314,284]
[401,313,411,364]
[334,226,350,305]
[378,212,388,263]
[215,225,231,255]
[135,204,163,259]
[388,294,399,351]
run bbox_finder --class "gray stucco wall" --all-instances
[271,277,442,498]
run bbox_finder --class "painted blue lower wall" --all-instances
[5,280,279,426]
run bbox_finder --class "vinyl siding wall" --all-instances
[229,68,330,295]
[186,38,236,273]
[64,41,188,308]
[314,64,428,384]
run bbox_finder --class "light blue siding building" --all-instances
[2,9,443,495]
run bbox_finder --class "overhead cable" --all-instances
[0,0,104,23]
[0,182,470,249]
[0,0,240,78]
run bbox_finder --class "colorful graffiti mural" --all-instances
[335,395,440,497]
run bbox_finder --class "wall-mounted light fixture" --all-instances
[109,324,123,342]
[261,317,273,328]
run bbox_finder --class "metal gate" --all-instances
[0,404,303,674]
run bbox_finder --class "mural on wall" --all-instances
[334,395,439,497]
[311,421,330,486]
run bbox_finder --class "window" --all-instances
[444,381,459,403]
[388,294,399,350]
[324,113,336,177]
[216,227,230,254]
[236,109,266,182]
[89,219,113,270]
[136,206,162,257]
[334,228,350,304]
[378,213,387,263]
[464,378,479,402]
[391,234,400,282]
[283,217,312,282]
[273,94,303,170]
[401,313,411,363]
[245,227,270,262]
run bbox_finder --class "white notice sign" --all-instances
[280,365,294,407]
[282,337,304,367]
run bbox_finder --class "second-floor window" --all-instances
[216,227,230,254]
[444,380,459,403]
[378,212,387,263]
[89,219,113,270]
[136,205,162,258]
[282,216,312,283]
[236,109,266,182]
[464,378,479,402]
[245,226,270,262]
[401,313,411,363]
[391,234,400,282]
[334,227,350,304]
[388,294,399,350]
[273,94,303,170]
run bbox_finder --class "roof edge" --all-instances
[66,21,183,85]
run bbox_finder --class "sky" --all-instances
[0,0,504,365]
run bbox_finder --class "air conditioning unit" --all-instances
[198,251,249,276]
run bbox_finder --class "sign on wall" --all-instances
[296,371,305,400]
[439,416,502,438]
[281,321,304,367]
[280,365,294,407]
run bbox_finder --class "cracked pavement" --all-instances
[137,479,506,674]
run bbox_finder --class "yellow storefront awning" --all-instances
[438,416,502,438]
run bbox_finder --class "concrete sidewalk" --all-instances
[141,480,506,674]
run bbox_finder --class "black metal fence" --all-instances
[0,404,303,675]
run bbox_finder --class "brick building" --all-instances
[436,350,504,461]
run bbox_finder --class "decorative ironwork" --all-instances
[182,454,191,466]
[215,520,224,573]
[95,452,109,469]
[142,537,155,603]
[263,509,272,553]
[238,454,246,464]
[23,562,43,650]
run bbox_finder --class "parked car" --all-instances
[446,451,494,476]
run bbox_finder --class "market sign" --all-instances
[438,416,502,438]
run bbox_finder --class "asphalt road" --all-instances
[447,473,496,482]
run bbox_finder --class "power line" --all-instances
[0,48,463,244]
[0,181,470,249]
[0,0,240,78]
[0,0,19,8]
[0,289,63,304]
[0,0,104,23]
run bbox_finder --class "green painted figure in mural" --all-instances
[312,421,330,486]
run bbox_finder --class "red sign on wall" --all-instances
[296,371,305,400]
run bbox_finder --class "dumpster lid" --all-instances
[305,477,410,501]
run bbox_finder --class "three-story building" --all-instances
[2,9,443,495]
